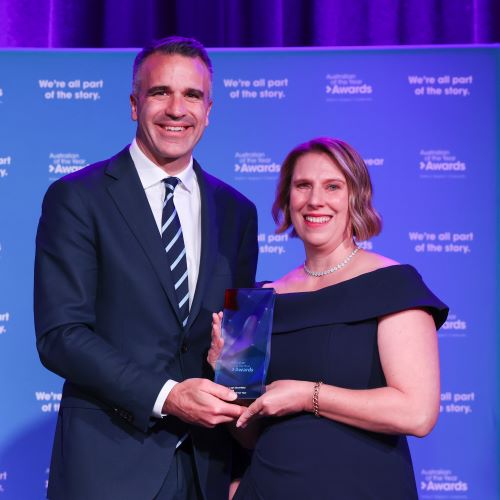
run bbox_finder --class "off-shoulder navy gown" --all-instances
[235,265,448,500]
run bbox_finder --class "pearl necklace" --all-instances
[303,247,360,277]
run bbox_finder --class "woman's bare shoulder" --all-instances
[354,249,399,273]
[262,266,304,292]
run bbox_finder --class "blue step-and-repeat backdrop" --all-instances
[0,46,498,499]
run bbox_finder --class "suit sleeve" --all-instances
[34,179,168,433]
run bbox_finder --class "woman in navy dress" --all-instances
[209,137,448,499]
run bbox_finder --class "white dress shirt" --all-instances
[129,139,202,418]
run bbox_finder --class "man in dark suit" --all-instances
[34,36,258,500]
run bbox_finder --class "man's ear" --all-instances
[130,94,138,121]
[205,99,213,126]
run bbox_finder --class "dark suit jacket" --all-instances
[34,147,258,500]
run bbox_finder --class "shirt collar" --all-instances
[129,138,195,192]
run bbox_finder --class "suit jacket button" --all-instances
[181,342,188,353]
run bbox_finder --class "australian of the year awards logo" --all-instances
[325,73,373,101]
[420,469,468,495]
[419,149,466,177]
[440,313,467,338]
[48,152,87,178]
[233,152,280,179]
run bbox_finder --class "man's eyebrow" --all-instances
[146,85,170,95]
[185,87,204,97]
[145,85,205,97]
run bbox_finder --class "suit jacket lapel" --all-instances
[186,160,218,332]
[104,148,184,326]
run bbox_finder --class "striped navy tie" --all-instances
[162,177,189,328]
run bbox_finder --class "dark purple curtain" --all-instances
[1,0,499,48]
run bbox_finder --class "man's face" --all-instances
[130,53,212,174]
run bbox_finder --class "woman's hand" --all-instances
[207,311,224,370]
[236,380,314,428]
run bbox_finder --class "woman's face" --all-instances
[289,152,350,252]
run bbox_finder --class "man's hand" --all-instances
[207,311,224,370]
[163,378,244,427]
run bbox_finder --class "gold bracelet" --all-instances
[312,381,323,417]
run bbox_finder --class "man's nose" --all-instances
[165,94,186,117]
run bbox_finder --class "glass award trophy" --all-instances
[214,288,276,401]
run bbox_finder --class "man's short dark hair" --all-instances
[132,36,213,94]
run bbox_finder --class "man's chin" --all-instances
[151,150,193,171]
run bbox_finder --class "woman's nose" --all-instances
[308,186,325,206]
